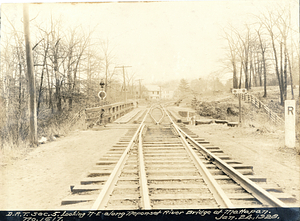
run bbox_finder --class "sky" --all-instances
[1,0,299,84]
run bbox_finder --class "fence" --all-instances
[84,101,135,127]
[237,93,284,125]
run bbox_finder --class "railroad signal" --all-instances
[98,91,107,100]
[99,79,107,103]
[100,79,105,89]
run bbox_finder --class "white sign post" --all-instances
[232,88,247,127]
[232,88,247,94]
[285,100,296,148]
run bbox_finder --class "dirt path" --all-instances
[0,127,127,210]
[187,123,300,206]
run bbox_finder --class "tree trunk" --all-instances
[54,41,62,112]
[283,40,288,101]
[71,52,84,108]
[37,50,48,115]
[263,62,267,98]
[239,62,243,89]
[271,33,283,105]
[23,3,38,146]
[249,58,253,89]
[46,63,53,112]
[287,52,294,99]
[232,61,238,88]
[280,42,285,102]
[258,32,267,97]
[67,52,73,111]
[17,63,22,145]
[258,61,262,87]
[244,60,249,90]
[37,68,44,115]
[244,69,248,89]
[253,54,258,87]
[280,42,287,101]
[55,79,62,112]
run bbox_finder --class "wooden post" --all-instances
[238,94,242,127]
[23,4,38,146]
[123,66,127,103]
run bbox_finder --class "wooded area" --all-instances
[223,3,299,105]
[0,4,143,148]
[0,2,299,149]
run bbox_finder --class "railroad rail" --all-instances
[61,104,295,210]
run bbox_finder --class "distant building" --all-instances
[161,90,174,99]
[145,85,160,100]
[145,85,174,100]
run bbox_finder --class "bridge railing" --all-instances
[84,101,135,127]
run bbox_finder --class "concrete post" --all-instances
[285,100,296,148]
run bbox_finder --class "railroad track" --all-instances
[61,104,296,210]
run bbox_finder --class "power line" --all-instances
[136,78,143,99]
[115,66,132,103]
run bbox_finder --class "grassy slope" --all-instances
[182,86,299,149]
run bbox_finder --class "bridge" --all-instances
[84,101,135,127]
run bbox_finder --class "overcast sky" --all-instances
[1,0,298,84]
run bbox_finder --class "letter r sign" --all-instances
[288,106,294,115]
[285,100,296,148]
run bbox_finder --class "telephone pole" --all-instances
[23,3,38,146]
[136,79,143,99]
[115,66,131,103]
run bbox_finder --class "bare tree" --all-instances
[257,7,293,105]
[1,4,135,148]
[256,27,268,97]
[101,39,116,94]
[46,15,67,112]
[63,26,94,110]
[2,11,31,145]
[125,71,136,99]
[223,28,239,88]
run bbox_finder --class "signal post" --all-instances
[232,88,247,127]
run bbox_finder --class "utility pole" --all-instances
[159,85,162,100]
[136,79,143,99]
[23,3,38,146]
[115,66,131,103]
[123,66,126,103]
